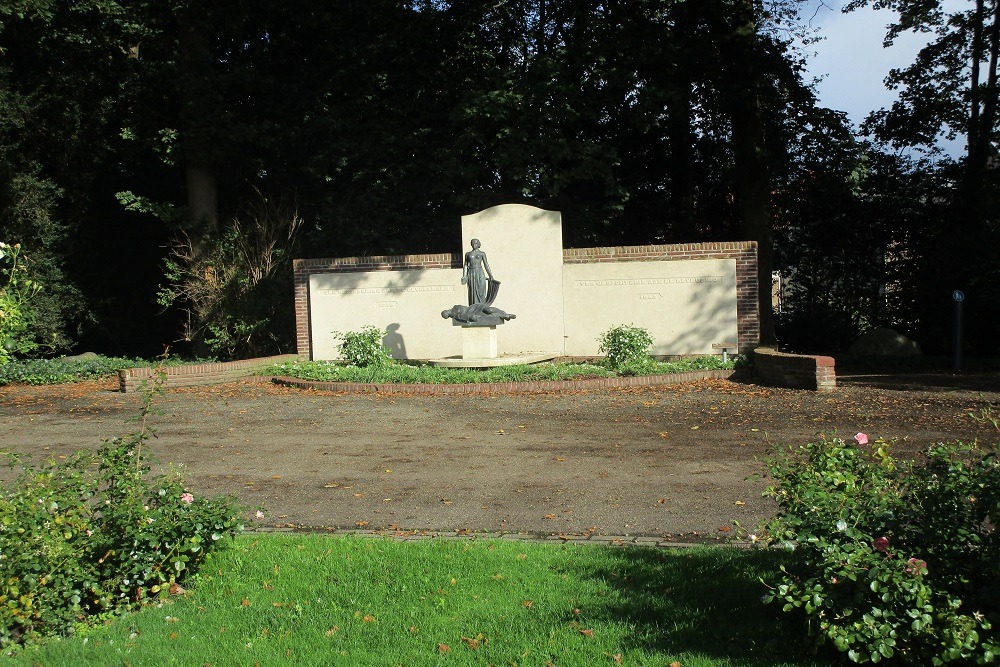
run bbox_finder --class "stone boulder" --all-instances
[61,351,100,362]
[848,327,921,357]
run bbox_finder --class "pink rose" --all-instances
[854,433,869,445]
[180,492,194,504]
[873,536,889,553]
[905,558,927,575]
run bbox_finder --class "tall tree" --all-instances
[845,0,1000,349]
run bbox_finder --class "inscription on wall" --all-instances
[316,285,456,296]
[576,276,723,287]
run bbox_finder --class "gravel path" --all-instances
[2,371,997,542]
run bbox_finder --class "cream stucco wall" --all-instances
[309,268,463,361]
[460,204,565,355]
[562,259,738,356]
[301,205,749,361]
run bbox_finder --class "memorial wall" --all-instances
[294,204,758,361]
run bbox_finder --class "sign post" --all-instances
[952,290,964,372]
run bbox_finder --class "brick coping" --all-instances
[269,368,745,395]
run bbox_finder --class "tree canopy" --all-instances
[1,0,996,358]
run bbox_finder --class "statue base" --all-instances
[463,326,498,358]
[427,352,557,368]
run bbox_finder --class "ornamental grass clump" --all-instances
[0,373,242,650]
[761,425,1000,665]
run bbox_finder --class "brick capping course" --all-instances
[753,347,836,392]
[117,354,298,393]
[270,368,745,396]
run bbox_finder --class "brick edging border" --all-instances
[117,354,299,393]
[251,526,748,549]
[269,368,746,395]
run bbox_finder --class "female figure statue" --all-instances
[461,238,493,306]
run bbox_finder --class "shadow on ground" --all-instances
[567,547,829,666]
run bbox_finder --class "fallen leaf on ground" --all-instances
[579,628,594,636]
[438,643,450,653]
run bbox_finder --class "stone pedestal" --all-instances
[462,326,498,359]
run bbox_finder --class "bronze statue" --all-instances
[442,239,516,326]
[461,238,493,306]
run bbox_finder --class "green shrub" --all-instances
[155,191,301,359]
[761,429,1000,664]
[0,356,142,385]
[0,242,42,364]
[596,324,654,368]
[333,325,394,368]
[0,374,242,648]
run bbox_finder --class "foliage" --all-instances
[157,191,302,360]
[3,535,824,666]
[0,1,129,354]
[0,371,242,648]
[259,355,735,385]
[841,0,1000,353]
[0,242,42,363]
[332,325,394,368]
[0,355,215,386]
[596,324,655,368]
[761,429,1000,664]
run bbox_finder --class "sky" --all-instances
[798,0,966,156]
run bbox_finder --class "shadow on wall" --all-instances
[667,277,737,354]
[383,323,407,359]
[310,266,463,360]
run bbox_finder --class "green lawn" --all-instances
[7,534,830,666]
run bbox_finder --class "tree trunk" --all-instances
[176,7,219,249]
[665,3,697,240]
[719,0,775,345]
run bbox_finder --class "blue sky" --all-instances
[799,0,966,156]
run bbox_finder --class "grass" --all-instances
[260,355,740,385]
[6,534,830,666]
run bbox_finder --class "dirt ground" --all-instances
[1,369,998,541]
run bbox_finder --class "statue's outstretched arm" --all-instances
[482,254,494,280]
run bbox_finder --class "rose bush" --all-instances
[0,373,242,649]
[761,429,1000,664]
